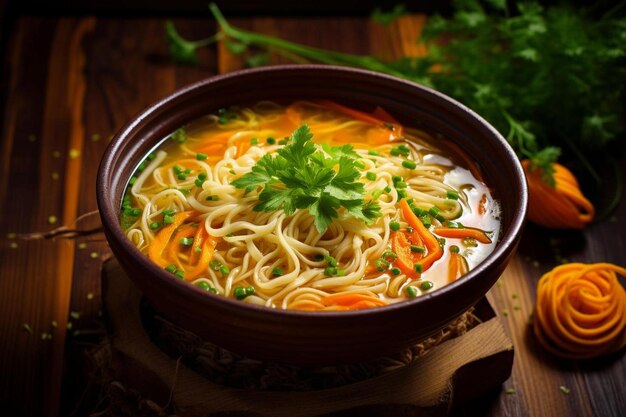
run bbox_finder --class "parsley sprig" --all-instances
[231,125,382,233]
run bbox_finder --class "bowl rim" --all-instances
[97,64,527,319]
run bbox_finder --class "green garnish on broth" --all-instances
[231,124,382,233]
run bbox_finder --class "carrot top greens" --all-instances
[166,1,626,210]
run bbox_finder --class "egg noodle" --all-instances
[122,101,499,310]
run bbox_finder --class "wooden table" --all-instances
[0,9,624,417]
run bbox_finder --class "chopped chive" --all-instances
[209,260,221,271]
[130,208,141,216]
[428,206,440,216]
[397,190,407,199]
[371,189,383,200]
[250,137,258,145]
[163,214,174,225]
[324,255,337,267]
[324,267,337,276]
[196,152,208,161]
[194,247,202,253]
[272,267,283,277]
[245,286,255,296]
[375,258,390,271]
[450,245,460,254]
[390,148,401,156]
[412,206,426,216]
[174,270,185,280]
[420,216,431,227]
[233,286,247,300]
[147,152,156,161]
[398,144,410,154]
[180,237,193,246]
[384,186,392,193]
[447,221,464,229]
[137,161,146,171]
[278,138,288,145]
[336,268,346,276]
[447,190,460,200]
[391,267,401,275]
[411,245,425,253]
[420,280,434,291]
[165,264,177,273]
[392,175,402,183]
[382,250,398,260]
[198,172,207,181]
[195,178,204,187]
[354,160,365,169]
[368,150,380,156]
[366,172,377,181]
[163,209,176,216]
[414,263,423,273]
[406,226,414,233]
[390,221,400,231]
[177,173,187,180]
[314,254,324,261]
[219,265,230,275]
[129,177,137,186]
[395,181,407,189]
[149,222,160,230]
[196,281,212,291]
[173,165,182,174]
[406,286,419,298]
[266,137,276,144]
[171,128,187,143]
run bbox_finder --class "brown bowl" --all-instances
[97,65,527,365]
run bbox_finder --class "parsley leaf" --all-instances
[232,124,382,232]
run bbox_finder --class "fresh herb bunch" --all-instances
[167,2,626,189]
[231,125,382,233]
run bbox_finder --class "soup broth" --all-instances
[121,101,501,311]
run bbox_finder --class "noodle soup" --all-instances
[121,101,500,311]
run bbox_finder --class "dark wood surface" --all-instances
[0,12,624,417]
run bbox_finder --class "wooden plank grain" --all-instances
[0,16,59,417]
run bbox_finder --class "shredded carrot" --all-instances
[391,229,424,278]
[434,227,492,244]
[448,250,469,283]
[533,263,626,359]
[478,193,488,215]
[399,199,443,273]
[322,293,388,310]
[148,211,196,268]
[522,160,594,229]
[316,100,403,144]
[148,211,219,281]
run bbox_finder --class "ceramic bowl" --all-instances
[97,65,527,365]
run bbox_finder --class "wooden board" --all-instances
[0,13,624,417]
[102,258,513,417]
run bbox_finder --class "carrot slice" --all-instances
[434,227,492,244]
[322,293,388,310]
[391,229,424,278]
[398,200,443,274]
[448,251,469,283]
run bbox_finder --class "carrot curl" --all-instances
[522,160,594,229]
[533,263,626,359]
